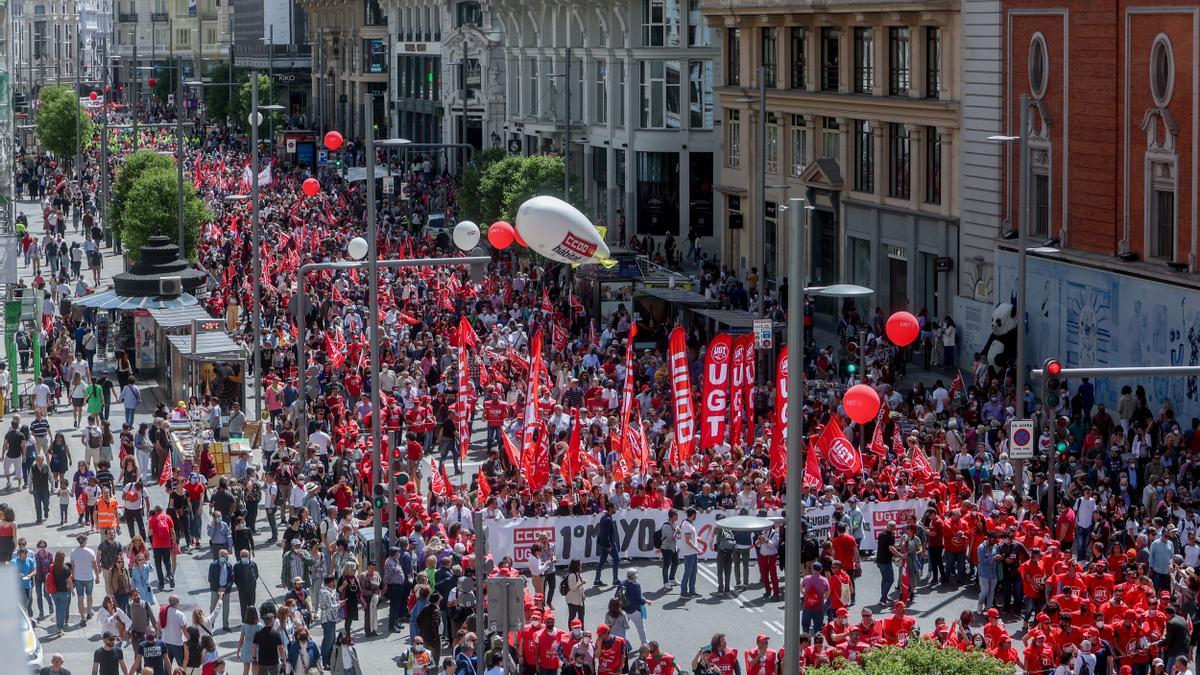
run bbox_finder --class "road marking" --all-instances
[696,563,764,613]
[763,620,784,634]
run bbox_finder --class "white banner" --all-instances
[858,499,929,551]
[486,509,780,564]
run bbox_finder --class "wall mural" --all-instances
[993,250,1200,422]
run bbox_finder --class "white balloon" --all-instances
[347,237,369,261]
[514,195,611,264]
[248,110,264,127]
[453,221,481,251]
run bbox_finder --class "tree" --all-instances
[203,63,243,122]
[459,147,508,223]
[806,640,1015,675]
[231,74,283,133]
[120,167,212,261]
[150,64,179,102]
[35,84,95,158]
[111,151,177,240]
[474,154,578,224]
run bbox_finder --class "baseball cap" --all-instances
[756,634,769,642]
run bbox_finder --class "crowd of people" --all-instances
[9,97,1200,675]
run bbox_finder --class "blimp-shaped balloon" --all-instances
[514,195,611,265]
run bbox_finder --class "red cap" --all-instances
[596,624,610,635]
[570,619,583,629]
[893,601,906,609]
[836,608,849,617]
[986,608,1000,618]
[756,634,770,642]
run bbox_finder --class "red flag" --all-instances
[910,443,934,480]
[441,462,456,497]
[667,327,697,462]
[159,451,172,486]
[815,416,862,476]
[729,335,749,447]
[744,339,757,443]
[527,424,551,491]
[870,404,890,456]
[541,287,553,313]
[564,407,582,482]
[802,434,823,491]
[588,321,599,348]
[618,325,638,446]
[949,371,966,401]
[456,347,472,458]
[521,331,544,459]
[398,311,420,325]
[552,323,568,353]
[892,426,905,457]
[769,346,788,487]
[477,467,491,503]
[501,430,521,470]
[430,459,450,496]
[458,316,478,350]
[700,334,732,449]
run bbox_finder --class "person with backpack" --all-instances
[617,569,649,648]
[562,559,587,624]
[800,562,830,634]
[714,520,737,594]
[657,510,680,589]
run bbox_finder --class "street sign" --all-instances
[382,176,394,196]
[317,149,329,166]
[753,318,773,350]
[285,138,297,153]
[1009,419,1035,459]
[400,182,411,200]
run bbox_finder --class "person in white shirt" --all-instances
[1073,487,1098,558]
[679,509,700,597]
[161,595,189,665]
[736,486,758,513]
[70,534,100,622]
[32,378,51,414]
[443,496,473,532]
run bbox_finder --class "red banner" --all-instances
[815,416,863,476]
[618,325,638,446]
[700,334,732,449]
[552,323,568,353]
[869,404,890,456]
[802,434,823,491]
[456,346,472,457]
[564,407,582,483]
[744,339,756,444]
[527,423,551,491]
[729,335,748,447]
[520,330,544,461]
[769,346,788,487]
[668,327,696,462]
[430,459,451,496]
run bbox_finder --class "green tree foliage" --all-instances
[35,84,95,158]
[231,74,283,133]
[111,151,177,235]
[203,63,243,122]
[806,640,1014,675]
[459,147,508,223]
[120,167,212,261]
[150,64,178,101]
[474,154,574,224]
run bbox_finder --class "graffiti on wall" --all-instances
[993,250,1200,422]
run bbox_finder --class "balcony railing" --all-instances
[151,11,168,21]
[118,12,137,22]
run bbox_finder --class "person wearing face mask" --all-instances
[206,548,234,632]
[536,617,567,675]
[594,624,626,675]
[286,626,321,674]
[410,637,434,675]
[233,549,259,611]
[330,630,363,675]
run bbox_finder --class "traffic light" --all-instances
[845,341,859,376]
[1055,415,1070,454]
[1041,358,1063,409]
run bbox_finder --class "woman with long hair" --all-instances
[69,371,86,427]
[96,594,131,640]
[235,605,262,675]
[50,550,72,635]
[48,431,70,483]
[338,561,362,635]
[131,551,156,607]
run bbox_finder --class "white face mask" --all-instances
[572,629,582,638]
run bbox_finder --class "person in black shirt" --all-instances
[4,418,26,490]
[875,522,899,606]
[92,634,126,675]
[132,629,171,675]
[253,613,286,674]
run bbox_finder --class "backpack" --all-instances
[653,525,664,549]
[802,582,822,610]
[615,581,629,606]
[86,427,102,449]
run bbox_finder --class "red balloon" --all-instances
[886,311,921,347]
[513,227,527,247]
[301,177,320,197]
[147,78,156,88]
[88,91,97,100]
[487,221,514,249]
[843,384,881,425]
[323,130,344,151]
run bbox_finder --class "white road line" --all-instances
[696,564,765,613]
[763,620,784,634]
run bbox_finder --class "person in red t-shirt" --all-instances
[482,392,509,454]
[1113,609,1150,669]
[1020,549,1047,627]
[743,635,776,675]
[828,561,854,613]
[1022,632,1053,674]
[595,625,626,675]
[989,636,1020,665]
[517,613,545,675]
[982,608,1010,648]
[147,506,175,588]
[536,617,569,673]
[882,602,916,645]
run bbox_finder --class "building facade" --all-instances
[232,0,312,118]
[13,0,79,93]
[488,0,721,236]
[112,0,233,78]
[299,0,390,138]
[700,0,961,317]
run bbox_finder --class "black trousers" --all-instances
[152,547,172,586]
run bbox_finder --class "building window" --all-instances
[791,115,807,176]
[687,0,710,47]
[854,120,873,193]
[688,60,714,128]
[637,152,681,235]
[761,27,777,88]
[853,27,873,93]
[790,28,807,89]
[766,112,780,174]
[888,123,910,199]
[925,126,941,204]
[727,109,741,168]
[642,0,679,47]
[1029,32,1048,99]
[822,117,840,160]
[363,39,387,73]
[821,28,839,91]
[455,1,481,27]
[1151,34,1174,107]
[889,27,910,95]
[595,60,608,125]
[925,27,941,98]
[640,60,681,129]
[1033,172,1050,237]
[1151,189,1175,259]
[727,28,741,86]
[527,57,538,116]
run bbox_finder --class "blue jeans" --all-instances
[1075,526,1092,559]
[321,620,337,667]
[53,591,71,629]
[802,609,824,634]
[945,551,966,582]
[595,545,619,585]
[681,554,698,595]
[485,426,501,454]
[878,563,895,603]
[125,407,136,426]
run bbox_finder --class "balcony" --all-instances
[118,12,137,22]
[699,0,954,11]
[151,11,167,21]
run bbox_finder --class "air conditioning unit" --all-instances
[159,276,183,296]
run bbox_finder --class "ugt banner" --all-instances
[802,499,929,552]
[485,509,781,564]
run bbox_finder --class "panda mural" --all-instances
[981,293,1019,371]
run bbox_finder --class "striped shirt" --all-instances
[29,418,49,438]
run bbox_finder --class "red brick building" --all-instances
[1002,0,1198,270]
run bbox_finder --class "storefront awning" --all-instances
[147,304,219,330]
[693,308,777,330]
[344,166,399,183]
[637,287,715,306]
[72,290,199,310]
[166,332,246,362]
